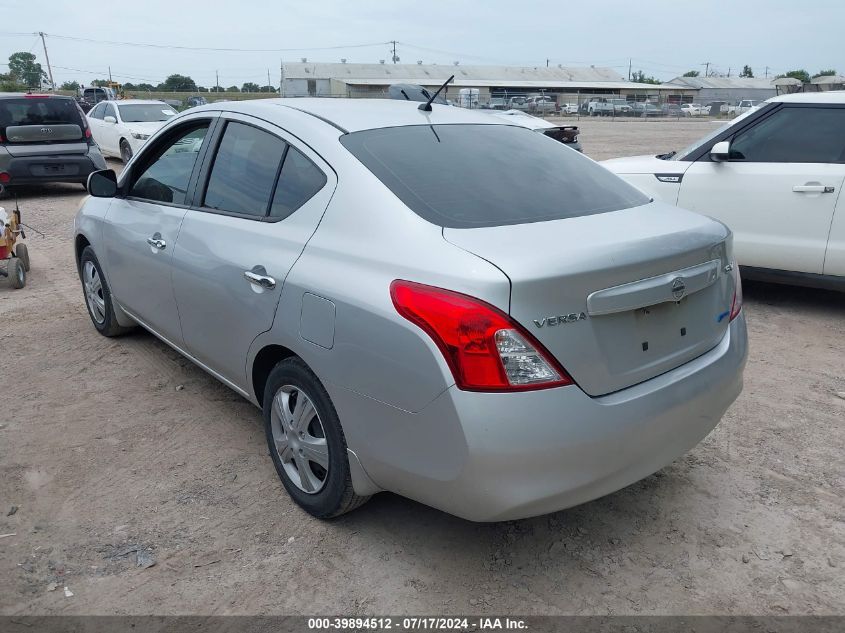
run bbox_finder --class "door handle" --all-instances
[792,184,834,194]
[244,270,276,290]
[146,237,166,250]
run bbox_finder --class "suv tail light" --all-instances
[729,261,743,321]
[390,280,573,392]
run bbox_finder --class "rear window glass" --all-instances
[0,97,84,140]
[340,124,649,228]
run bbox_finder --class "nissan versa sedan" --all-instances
[75,99,747,521]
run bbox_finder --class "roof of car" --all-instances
[0,92,74,99]
[768,91,845,104]
[102,99,168,105]
[192,98,512,133]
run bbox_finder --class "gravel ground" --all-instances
[1,118,843,616]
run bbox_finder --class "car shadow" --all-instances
[743,278,845,313]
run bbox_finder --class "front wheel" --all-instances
[120,139,133,164]
[8,257,25,289]
[79,246,134,336]
[15,243,30,271]
[263,357,370,518]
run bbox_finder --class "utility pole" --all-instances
[727,67,731,77]
[765,66,770,78]
[701,62,710,77]
[215,70,219,92]
[546,58,549,68]
[267,68,271,91]
[628,58,632,81]
[38,32,55,90]
[108,65,112,83]
[279,58,283,95]
[391,40,398,64]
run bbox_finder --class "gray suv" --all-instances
[0,93,106,188]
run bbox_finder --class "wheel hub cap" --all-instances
[270,385,329,494]
[83,261,106,324]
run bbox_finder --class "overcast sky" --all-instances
[1,0,842,88]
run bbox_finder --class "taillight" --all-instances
[390,280,573,392]
[0,172,10,184]
[84,127,92,139]
[729,262,743,321]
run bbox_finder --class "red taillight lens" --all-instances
[390,280,573,391]
[729,262,743,321]
[84,127,92,139]
[0,172,10,184]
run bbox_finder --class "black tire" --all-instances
[15,243,30,272]
[8,257,25,289]
[120,139,133,164]
[78,246,134,337]
[263,357,370,518]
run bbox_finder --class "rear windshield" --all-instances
[0,97,84,141]
[340,124,649,228]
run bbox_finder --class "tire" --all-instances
[263,357,370,518]
[15,243,30,272]
[78,246,134,337]
[120,139,133,164]
[8,257,25,289]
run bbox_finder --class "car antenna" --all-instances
[419,75,454,112]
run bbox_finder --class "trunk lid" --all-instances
[444,202,734,396]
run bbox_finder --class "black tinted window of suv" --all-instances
[729,106,845,163]
[203,122,286,217]
[269,146,327,220]
[341,124,649,228]
[0,97,83,139]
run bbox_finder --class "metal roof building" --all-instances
[667,76,777,104]
[281,62,691,101]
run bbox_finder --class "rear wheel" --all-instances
[8,257,25,289]
[263,357,370,518]
[79,246,133,337]
[15,243,29,271]
[120,139,133,164]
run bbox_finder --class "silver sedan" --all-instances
[75,98,747,521]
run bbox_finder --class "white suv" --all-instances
[602,92,845,290]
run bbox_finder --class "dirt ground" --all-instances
[1,118,843,616]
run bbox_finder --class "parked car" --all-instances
[560,103,578,115]
[681,103,707,117]
[602,92,845,290]
[526,96,557,115]
[185,96,208,108]
[75,99,747,521]
[507,96,530,111]
[661,103,684,117]
[487,97,508,110]
[630,102,661,117]
[490,109,582,152]
[726,100,760,116]
[87,99,178,163]
[588,98,631,116]
[0,93,106,188]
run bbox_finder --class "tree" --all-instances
[159,74,197,91]
[630,70,661,85]
[260,85,276,93]
[226,85,240,92]
[682,70,699,77]
[242,82,260,92]
[8,51,46,87]
[122,82,136,91]
[775,69,811,84]
[91,78,111,87]
[739,65,754,78]
[0,72,25,92]
[60,80,80,91]
[135,83,155,92]
[812,69,837,78]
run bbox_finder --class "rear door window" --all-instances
[202,121,286,217]
[269,146,327,220]
[89,102,106,119]
[340,124,649,228]
[729,107,845,163]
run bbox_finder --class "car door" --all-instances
[101,103,121,155]
[87,102,107,153]
[677,104,845,274]
[102,114,217,345]
[170,113,335,391]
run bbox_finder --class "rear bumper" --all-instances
[2,151,106,185]
[333,315,748,521]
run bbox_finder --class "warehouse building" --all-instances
[666,76,777,104]
[280,61,692,104]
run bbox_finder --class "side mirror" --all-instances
[87,169,118,198]
[710,140,731,162]
[104,115,117,124]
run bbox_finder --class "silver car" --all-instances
[75,99,747,521]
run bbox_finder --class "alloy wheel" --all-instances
[270,385,329,494]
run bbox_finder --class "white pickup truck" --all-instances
[587,98,631,116]
[726,99,760,116]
